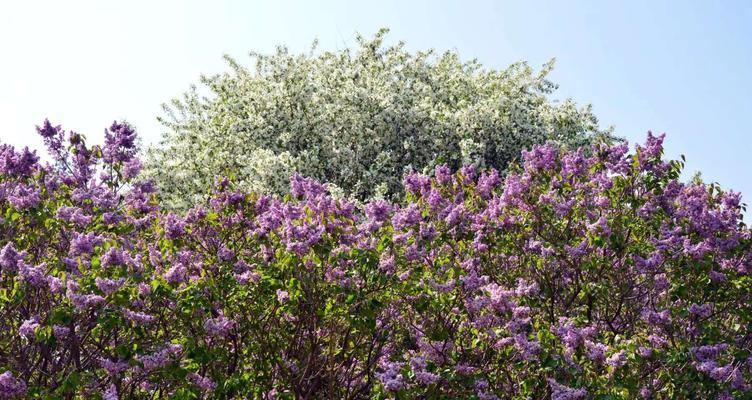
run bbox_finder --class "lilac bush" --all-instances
[0,122,750,399]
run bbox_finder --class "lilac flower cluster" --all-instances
[0,121,750,398]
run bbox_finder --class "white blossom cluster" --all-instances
[144,29,612,210]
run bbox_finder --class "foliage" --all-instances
[144,29,612,210]
[1,122,750,399]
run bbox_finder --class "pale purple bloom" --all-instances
[365,200,392,223]
[122,308,156,324]
[709,270,727,283]
[547,378,587,400]
[217,245,234,261]
[7,184,41,209]
[204,314,235,337]
[403,172,431,195]
[164,213,186,239]
[376,360,405,392]
[56,206,92,226]
[391,204,422,231]
[122,157,142,180]
[585,340,608,363]
[18,262,48,288]
[164,263,187,284]
[0,371,27,398]
[606,350,627,368]
[100,247,124,268]
[19,316,40,338]
[95,277,125,295]
[434,164,452,185]
[234,270,261,284]
[53,325,70,339]
[69,232,101,256]
[688,303,713,319]
[137,282,152,296]
[522,144,558,172]
[0,242,24,273]
[188,372,216,391]
[477,169,500,198]
[290,174,327,199]
[102,384,118,400]
[99,358,130,375]
[102,121,138,164]
[137,343,183,371]
[0,144,38,177]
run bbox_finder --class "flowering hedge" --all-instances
[1,121,751,399]
[145,29,612,210]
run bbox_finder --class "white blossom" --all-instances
[144,28,611,210]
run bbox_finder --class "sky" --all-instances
[1,0,750,208]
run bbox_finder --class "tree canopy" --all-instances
[144,29,612,210]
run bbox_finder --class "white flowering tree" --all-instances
[145,29,612,210]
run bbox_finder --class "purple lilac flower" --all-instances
[290,174,327,199]
[606,350,627,369]
[188,373,216,391]
[122,308,156,324]
[477,169,500,198]
[403,172,431,195]
[53,325,70,339]
[69,232,102,257]
[122,157,142,180]
[137,343,183,371]
[376,360,405,392]
[637,131,665,166]
[234,270,261,284]
[547,378,587,400]
[585,340,608,363]
[409,356,440,385]
[47,275,64,293]
[709,270,727,283]
[164,263,187,284]
[102,121,138,164]
[391,204,422,231]
[514,334,541,361]
[66,280,105,310]
[522,144,558,172]
[102,384,118,400]
[19,316,40,338]
[365,200,392,223]
[99,358,130,375]
[276,289,290,303]
[137,282,152,296]
[434,164,452,185]
[204,314,235,337]
[95,277,125,295]
[163,213,186,239]
[0,145,38,179]
[475,379,499,400]
[100,247,124,268]
[692,343,728,362]
[378,253,395,274]
[56,206,93,226]
[7,184,41,209]
[0,243,25,273]
[459,165,476,180]
[0,371,27,398]
[688,303,713,318]
[217,245,234,261]
[18,262,48,288]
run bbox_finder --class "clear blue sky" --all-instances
[1,0,750,207]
